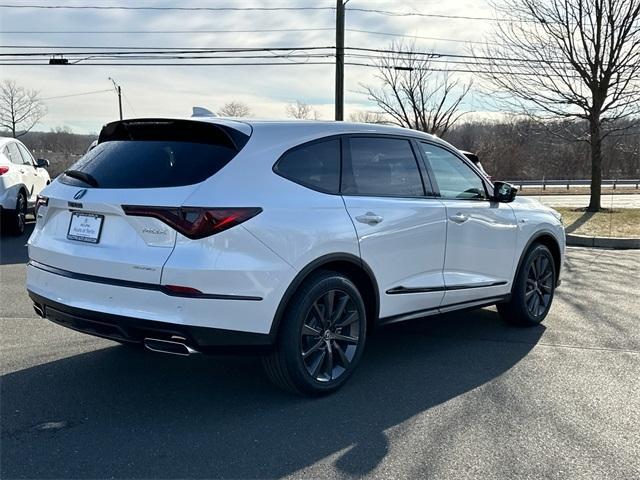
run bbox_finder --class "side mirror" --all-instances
[36,158,50,168]
[493,181,517,203]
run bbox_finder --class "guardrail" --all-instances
[507,179,640,190]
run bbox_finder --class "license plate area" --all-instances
[67,212,104,244]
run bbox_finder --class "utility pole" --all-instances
[108,77,123,120]
[335,0,346,121]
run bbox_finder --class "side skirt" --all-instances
[378,295,509,326]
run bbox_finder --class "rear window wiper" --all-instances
[64,169,99,188]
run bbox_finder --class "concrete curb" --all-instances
[566,234,640,249]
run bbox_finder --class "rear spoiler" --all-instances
[98,118,249,151]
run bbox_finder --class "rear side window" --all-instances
[342,137,425,197]
[6,143,25,165]
[60,119,247,189]
[274,138,341,194]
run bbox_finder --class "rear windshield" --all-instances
[60,119,247,189]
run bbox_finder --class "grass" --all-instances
[555,207,640,238]
[520,187,640,196]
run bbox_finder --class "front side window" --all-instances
[342,137,425,197]
[17,144,34,166]
[420,143,487,200]
[274,138,341,194]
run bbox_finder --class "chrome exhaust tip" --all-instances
[143,338,199,356]
[33,304,45,318]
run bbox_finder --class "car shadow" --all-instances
[1,309,544,479]
[0,221,34,265]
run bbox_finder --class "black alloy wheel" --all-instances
[263,271,367,396]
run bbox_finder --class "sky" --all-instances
[0,0,497,133]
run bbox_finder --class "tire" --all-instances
[262,270,367,396]
[2,191,27,236]
[497,243,556,326]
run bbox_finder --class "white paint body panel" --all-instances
[440,200,518,305]
[342,196,447,317]
[0,137,50,209]
[26,119,565,336]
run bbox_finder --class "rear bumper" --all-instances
[26,261,281,352]
[29,291,273,354]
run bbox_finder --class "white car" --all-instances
[27,118,565,395]
[0,137,50,235]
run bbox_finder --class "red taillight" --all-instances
[163,285,203,296]
[35,195,48,216]
[0,166,9,175]
[122,206,262,239]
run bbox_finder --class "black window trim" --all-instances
[272,134,344,195]
[340,133,436,200]
[416,140,492,202]
[272,132,493,201]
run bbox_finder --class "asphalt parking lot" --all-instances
[1,224,639,479]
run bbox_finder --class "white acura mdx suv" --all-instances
[27,118,565,395]
[1,137,50,235]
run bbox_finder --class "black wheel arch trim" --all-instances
[513,230,563,289]
[269,252,380,338]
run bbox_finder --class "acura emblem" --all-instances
[73,189,87,200]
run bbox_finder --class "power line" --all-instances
[345,29,498,45]
[121,91,137,117]
[347,7,499,21]
[0,3,518,22]
[0,61,337,66]
[0,27,335,35]
[0,46,335,56]
[0,4,335,11]
[344,62,581,77]
[0,45,569,65]
[0,60,581,78]
[0,27,496,46]
[41,89,112,100]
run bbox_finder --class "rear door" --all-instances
[341,135,447,320]
[417,142,518,307]
[6,142,33,197]
[29,119,247,284]
[17,143,47,200]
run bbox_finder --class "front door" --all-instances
[17,143,47,201]
[417,142,518,308]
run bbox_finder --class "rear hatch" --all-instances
[28,118,249,284]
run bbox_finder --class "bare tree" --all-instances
[218,101,251,117]
[0,79,47,138]
[286,100,320,120]
[348,110,388,124]
[477,0,640,211]
[361,42,472,137]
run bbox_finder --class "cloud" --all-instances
[1,0,495,133]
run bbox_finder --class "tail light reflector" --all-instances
[0,166,9,175]
[35,195,49,216]
[162,285,203,296]
[122,206,262,239]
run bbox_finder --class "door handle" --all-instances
[449,212,469,224]
[19,169,25,174]
[355,212,383,225]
